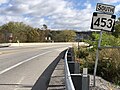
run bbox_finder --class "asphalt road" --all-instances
[0,44,71,90]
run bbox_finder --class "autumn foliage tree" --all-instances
[0,22,76,43]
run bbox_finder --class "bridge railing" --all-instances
[64,49,75,90]
[64,48,89,90]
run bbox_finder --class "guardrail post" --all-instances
[68,62,80,74]
[82,68,89,90]
[74,62,80,74]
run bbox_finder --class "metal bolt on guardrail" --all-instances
[64,48,89,90]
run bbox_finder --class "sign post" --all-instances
[93,30,103,86]
[91,3,116,87]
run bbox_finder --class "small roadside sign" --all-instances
[91,12,116,32]
[96,3,115,14]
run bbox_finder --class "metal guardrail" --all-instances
[64,48,89,90]
[64,49,75,90]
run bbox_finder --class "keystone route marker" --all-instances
[91,12,116,32]
[91,3,116,87]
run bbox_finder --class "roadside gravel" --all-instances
[90,75,120,90]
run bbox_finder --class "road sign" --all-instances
[92,3,116,87]
[96,3,115,14]
[91,12,116,32]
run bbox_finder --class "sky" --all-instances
[0,0,120,31]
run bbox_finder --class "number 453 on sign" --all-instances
[91,12,116,32]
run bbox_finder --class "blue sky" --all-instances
[0,0,120,31]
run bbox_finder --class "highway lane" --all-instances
[0,44,71,90]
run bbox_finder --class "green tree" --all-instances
[113,17,120,38]
[86,32,120,49]
[57,30,76,42]
[0,22,44,42]
[82,31,120,85]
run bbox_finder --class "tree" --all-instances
[0,22,42,42]
[0,22,77,43]
[113,17,120,38]
[53,30,76,42]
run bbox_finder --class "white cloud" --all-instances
[0,15,26,25]
[115,4,120,13]
[0,0,93,31]
[0,0,8,4]
[100,0,120,3]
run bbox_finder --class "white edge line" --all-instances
[0,51,52,75]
